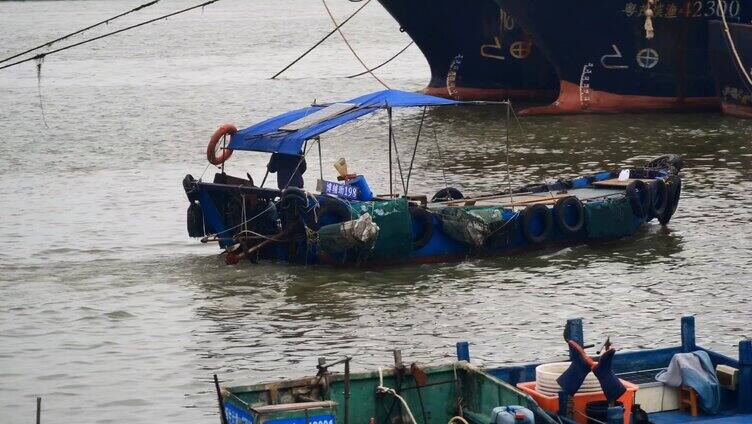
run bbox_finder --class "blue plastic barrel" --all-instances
[347,175,373,201]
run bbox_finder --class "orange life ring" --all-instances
[206,124,237,165]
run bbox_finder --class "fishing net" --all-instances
[346,198,412,261]
[584,197,637,240]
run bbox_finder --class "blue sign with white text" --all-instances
[321,180,360,200]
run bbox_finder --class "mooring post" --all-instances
[606,405,624,424]
[738,339,752,413]
[456,342,470,362]
[566,318,584,361]
[36,397,41,424]
[681,316,696,352]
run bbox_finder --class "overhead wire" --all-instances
[0,0,161,65]
[320,0,389,89]
[0,0,221,71]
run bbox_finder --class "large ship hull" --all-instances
[377,0,558,101]
[709,21,752,118]
[494,0,752,114]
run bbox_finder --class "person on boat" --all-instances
[267,152,306,190]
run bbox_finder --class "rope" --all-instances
[0,0,161,65]
[0,0,220,71]
[35,57,49,129]
[321,0,389,89]
[377,368,418,424]
[431,128,450,191]
[346,42,414,78]
[405,106,426,195]
[391,129,407,195]
[717,0,752,89]
[271,0,372,79]
[447,417,469,424]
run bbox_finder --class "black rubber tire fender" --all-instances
[309,196,352,230]
[522,203,553,244]
[658,176,682,226]
[626,180,649,218]
[432,187,464,202]
[649,179,669,218]
[553,196,584,235]
[409,204,434,251]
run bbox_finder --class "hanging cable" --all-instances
[271,0,372,79]
[0,0,161,65]
[346,41,413,78]
[717,0,752,90]
[35,57,49,129]
[0,0,220,71]
[321,0,389,89]
[432,127,449,191]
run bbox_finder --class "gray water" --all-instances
[1,1,751,423]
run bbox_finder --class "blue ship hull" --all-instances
[709,21,752,118]
[376,0,558,101]
[493,0,752,114]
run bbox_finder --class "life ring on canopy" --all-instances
[409,204,434,251]
[432,187,464,202]
[522,203,552,244]
[647,179,668,220]
[626,180,650,218]
[206,124,237,165]
[658,176,682,225]
[554,196,584,235]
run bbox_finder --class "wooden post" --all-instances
[738,339,752,413]
[456,342,470,362]
[681,315,696,352]
[214,374,229,424]
[36,397,41,424]
[344,358,351,424]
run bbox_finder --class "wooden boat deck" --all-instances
[429,185,624,209]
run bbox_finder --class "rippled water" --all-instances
[1,1,752,423]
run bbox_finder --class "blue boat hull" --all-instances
[376,0,558,101]
[493,0,752,114]
[184,158,682,267]
[709,21,752,118]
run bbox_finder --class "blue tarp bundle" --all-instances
[228,89,461,155]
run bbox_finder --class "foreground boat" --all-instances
[183,90,683,267]
[377,0,557,101]
[493,0,752,114]
[709,20,752,118]
[216,316,752,424]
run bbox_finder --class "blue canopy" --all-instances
[228,89,462,155]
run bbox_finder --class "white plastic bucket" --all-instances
[535,362,601,396]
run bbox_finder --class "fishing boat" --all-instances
[376,0,558,101]
[182,89,683,267]
[491,0,752,114]
[709,20,752,118]
[215,316,752,424]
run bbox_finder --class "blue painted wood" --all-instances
[507,366,524,386]
[566,318,584,362]
[558,390,568,416]
[738,340,752,413]
[456,341,470,362]
[681,316,696,353]
[606,406,624,424]
[197,190,232,248]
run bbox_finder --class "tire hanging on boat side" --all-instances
[626,180,650,218]
[658,176,682,226]
[409,204,434,251]
[521,204,553,244]
[648,179,669,219]
[553,196,584,235]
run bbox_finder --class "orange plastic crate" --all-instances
[517,380,638,424]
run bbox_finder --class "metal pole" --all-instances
[405,106,426,195]
[388,107,394,197]
[36,397,41,424]
[344,358,351,424]
[505,102,514,206]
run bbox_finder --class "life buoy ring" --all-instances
[522,203,552,244]
[409,204,434,251]
[626,180,650,218]
[648,179,668,219]
[206,124,237,165]
[658,176,682,225]
[432,187,464,202]
[554,196,584,235]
